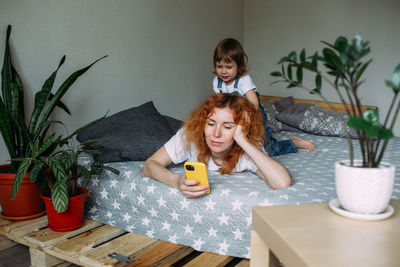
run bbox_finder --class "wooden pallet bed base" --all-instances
[0,216,249,267]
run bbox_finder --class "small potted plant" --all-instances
[15,122,120,232]
[270,35,400,214]
[0,24,106,221]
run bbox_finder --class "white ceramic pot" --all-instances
[335,160,395,214]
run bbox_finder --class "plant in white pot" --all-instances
[270,35,400,215]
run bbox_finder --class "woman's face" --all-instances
[204,107,236,156]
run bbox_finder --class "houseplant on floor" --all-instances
[0,24,106,221]
[270,35,400,215]
[14,125,120,232]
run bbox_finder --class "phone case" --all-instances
[184,162,210,194]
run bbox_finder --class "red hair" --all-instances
[183,93,264,174]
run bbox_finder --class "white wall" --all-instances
[244,0,400,135]
[0,0,244,164]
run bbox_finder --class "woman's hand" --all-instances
[176,173,209,198]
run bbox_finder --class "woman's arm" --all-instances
[233,125,292,189]
[142,146,209,198]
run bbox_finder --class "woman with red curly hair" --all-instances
[142,93,291,198]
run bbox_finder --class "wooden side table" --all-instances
[250,199,400,267]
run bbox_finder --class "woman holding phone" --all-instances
[142,93,291,198]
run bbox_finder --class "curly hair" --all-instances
[213,38,248,77]
[183,93,265,174]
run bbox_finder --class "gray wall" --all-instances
[0,0,244,164]
[244,0,400,134]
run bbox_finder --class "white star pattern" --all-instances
[127,224,135,232]
[106,212,112,218]
[193,212,203,224]
[123,170,133,178]
[132,206,138,213]
[123,213,131,222]
[112,200,120,210]
[184,223,193,234]
[146,229,155,238]
[205,198,216,211]
[130,181,137,190]
[231,199,243,211]
[193,238,205,250]
[119,191,127,199]
[248,191,259,197]
[91,177,99,186]
[157,196,166,207]
[169,188,178,195]
[232,228,244,240]
[110,179,118,188]
[217,239,230,254]
[100,189,108,199]
[89,206,98,214]
[180,198,190,210]
[149,207,158,217]
[170,210,180,221]
[137,195,145,205]
[218,213,229,226]
[208,227,218,237]
[147,184,156,194]
[162,221,171,231]
[220,188,232,197]
[246,214,252,227]
[142,176,150,182]
[142,217,150,227]
[169,234,178,243]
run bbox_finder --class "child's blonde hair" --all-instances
[213,38,248,77]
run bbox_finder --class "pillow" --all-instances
[276,103,358,138]
[163,115,183,134]
[261,97,305,133]
[77,101,176,162]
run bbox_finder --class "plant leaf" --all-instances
[355,59,372,82]
[51,181,69,213]
[334,36,348,53]
[11,158,32,199]
[315,74,322,90]
[363,108,380,127]
[47,157,66,183]
[296,67,303,84]
[270,71,282,77]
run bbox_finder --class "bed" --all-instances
[77,95,400,259]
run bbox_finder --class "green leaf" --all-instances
[300,49,306,63]
[51,181,69,212]
[347,117,379,138]
[29,162,44,183]
[103,166,120,175]
[59,152,75,171]
[48,157,66,183]
[390,63,400,91]
[288,51,297,62]
[355,59,372,82]
[277,56,289,65]
[378,128,394,140]
[270,71,282,77]
[311,52,318,69]
[363,108,380,127]
[315,74,322,90]
[296,67,303,84]
[322,48,343,70]
[91,161,103,175]
[11,158,32,199]
[78,165,91,180]
[353,35,364,53]
[334,36,348,53]
[287,65,293,80]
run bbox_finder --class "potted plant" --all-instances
[14,124,120,232]
[270,35,400,215]
[0,24,106,221]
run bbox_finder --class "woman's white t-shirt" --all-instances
[164,129,259,173]
[212,74,256,96]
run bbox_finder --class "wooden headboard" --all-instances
[259,95,378,114]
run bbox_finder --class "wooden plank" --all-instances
[30,247,65,267]
[0,217,13,227]
[79,232,157,267]
[0,235,17,250]
[50,224,126,256]
[235,259,250,267]
[125,240,194,266]
[2,216,47,237]
[259,95,378,114]
[24,219,102,247]
[183,252,233,267]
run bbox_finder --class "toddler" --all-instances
[212,38,315,156]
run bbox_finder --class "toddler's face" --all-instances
[215,60,238,86]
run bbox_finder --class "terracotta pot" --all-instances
[335,160,395,214]
[41,187,88,232]
[0,164,45,221]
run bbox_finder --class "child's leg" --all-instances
[290,136,315,152]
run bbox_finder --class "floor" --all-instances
[0,244,78,267]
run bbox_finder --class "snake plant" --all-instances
[0,25,107,198]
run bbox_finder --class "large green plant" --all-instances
[271,35,400,167]
[0,24,106,174]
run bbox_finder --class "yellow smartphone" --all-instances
[184,162,210,194]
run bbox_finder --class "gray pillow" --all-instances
[276,103,358,138]
[77,101,176,162]
[261,97,305,133]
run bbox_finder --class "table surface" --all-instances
[252,199,400,267]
